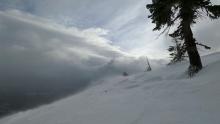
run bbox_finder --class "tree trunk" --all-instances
[183,22,202,73]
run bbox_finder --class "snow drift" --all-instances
[1,52,220,124]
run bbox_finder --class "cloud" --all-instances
[0,8,167,91]
[1,10,162,116]
[0,0,219,91]
[0,10,169,117]
[1,0,166,59]
[1,0,220,60]
[0,9,141,85]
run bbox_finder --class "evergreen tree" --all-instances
[168,38,186,64]
[146,0,220,75]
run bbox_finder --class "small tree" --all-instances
[168,38,186,64]
[146,57,152,71]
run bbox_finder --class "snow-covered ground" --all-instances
[1,52,220,124]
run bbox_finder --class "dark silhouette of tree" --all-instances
[146,57,152,71]
[147,0,220,75]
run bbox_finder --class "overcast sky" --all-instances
[0,0,167,59]
[1,0,220,58]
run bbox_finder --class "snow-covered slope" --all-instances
[1,53,220,124]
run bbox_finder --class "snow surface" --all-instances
[1,52,220,124]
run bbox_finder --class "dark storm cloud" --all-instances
[0,10,134,83]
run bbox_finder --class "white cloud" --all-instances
[0,10,159,86]
[1,0,220,60]
[1,0,162,58]
[1,10,128,59]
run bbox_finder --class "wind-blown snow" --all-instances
[1,52,220,124]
